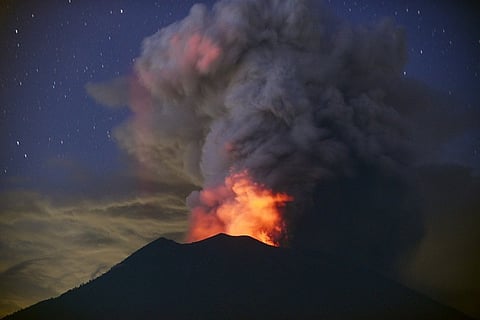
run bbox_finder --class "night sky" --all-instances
[1,0,479,318]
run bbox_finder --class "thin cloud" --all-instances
[0,190,188,317]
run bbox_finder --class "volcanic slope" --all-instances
[4,234,472,320]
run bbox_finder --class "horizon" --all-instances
[4,232,473,319]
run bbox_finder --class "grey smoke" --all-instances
[127,0,412,187]
[87,0,472,269]
[86,77,130,108]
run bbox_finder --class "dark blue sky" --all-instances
[1,0,479,195]
[1,0,199,193]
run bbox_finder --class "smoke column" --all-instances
[89,0,424,268]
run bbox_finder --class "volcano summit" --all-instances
[4,234,471,320]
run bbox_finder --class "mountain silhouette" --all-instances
[3,233,472,319]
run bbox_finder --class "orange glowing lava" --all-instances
[188,171,293,246]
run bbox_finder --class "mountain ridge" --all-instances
[4,233,473,319]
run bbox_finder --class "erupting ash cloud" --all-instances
[89,0,426,267]
[188,170,293,246]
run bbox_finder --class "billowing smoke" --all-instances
[89,0,428,270]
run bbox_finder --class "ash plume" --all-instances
[88,0,436,269]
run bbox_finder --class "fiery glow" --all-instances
[188,171,293,246]
[169,32,221,74]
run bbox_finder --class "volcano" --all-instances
[3,234,471,319]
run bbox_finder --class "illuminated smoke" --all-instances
[187,170,292,246]
[89,0,425,266]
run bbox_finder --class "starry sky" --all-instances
[0,0,479,318]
